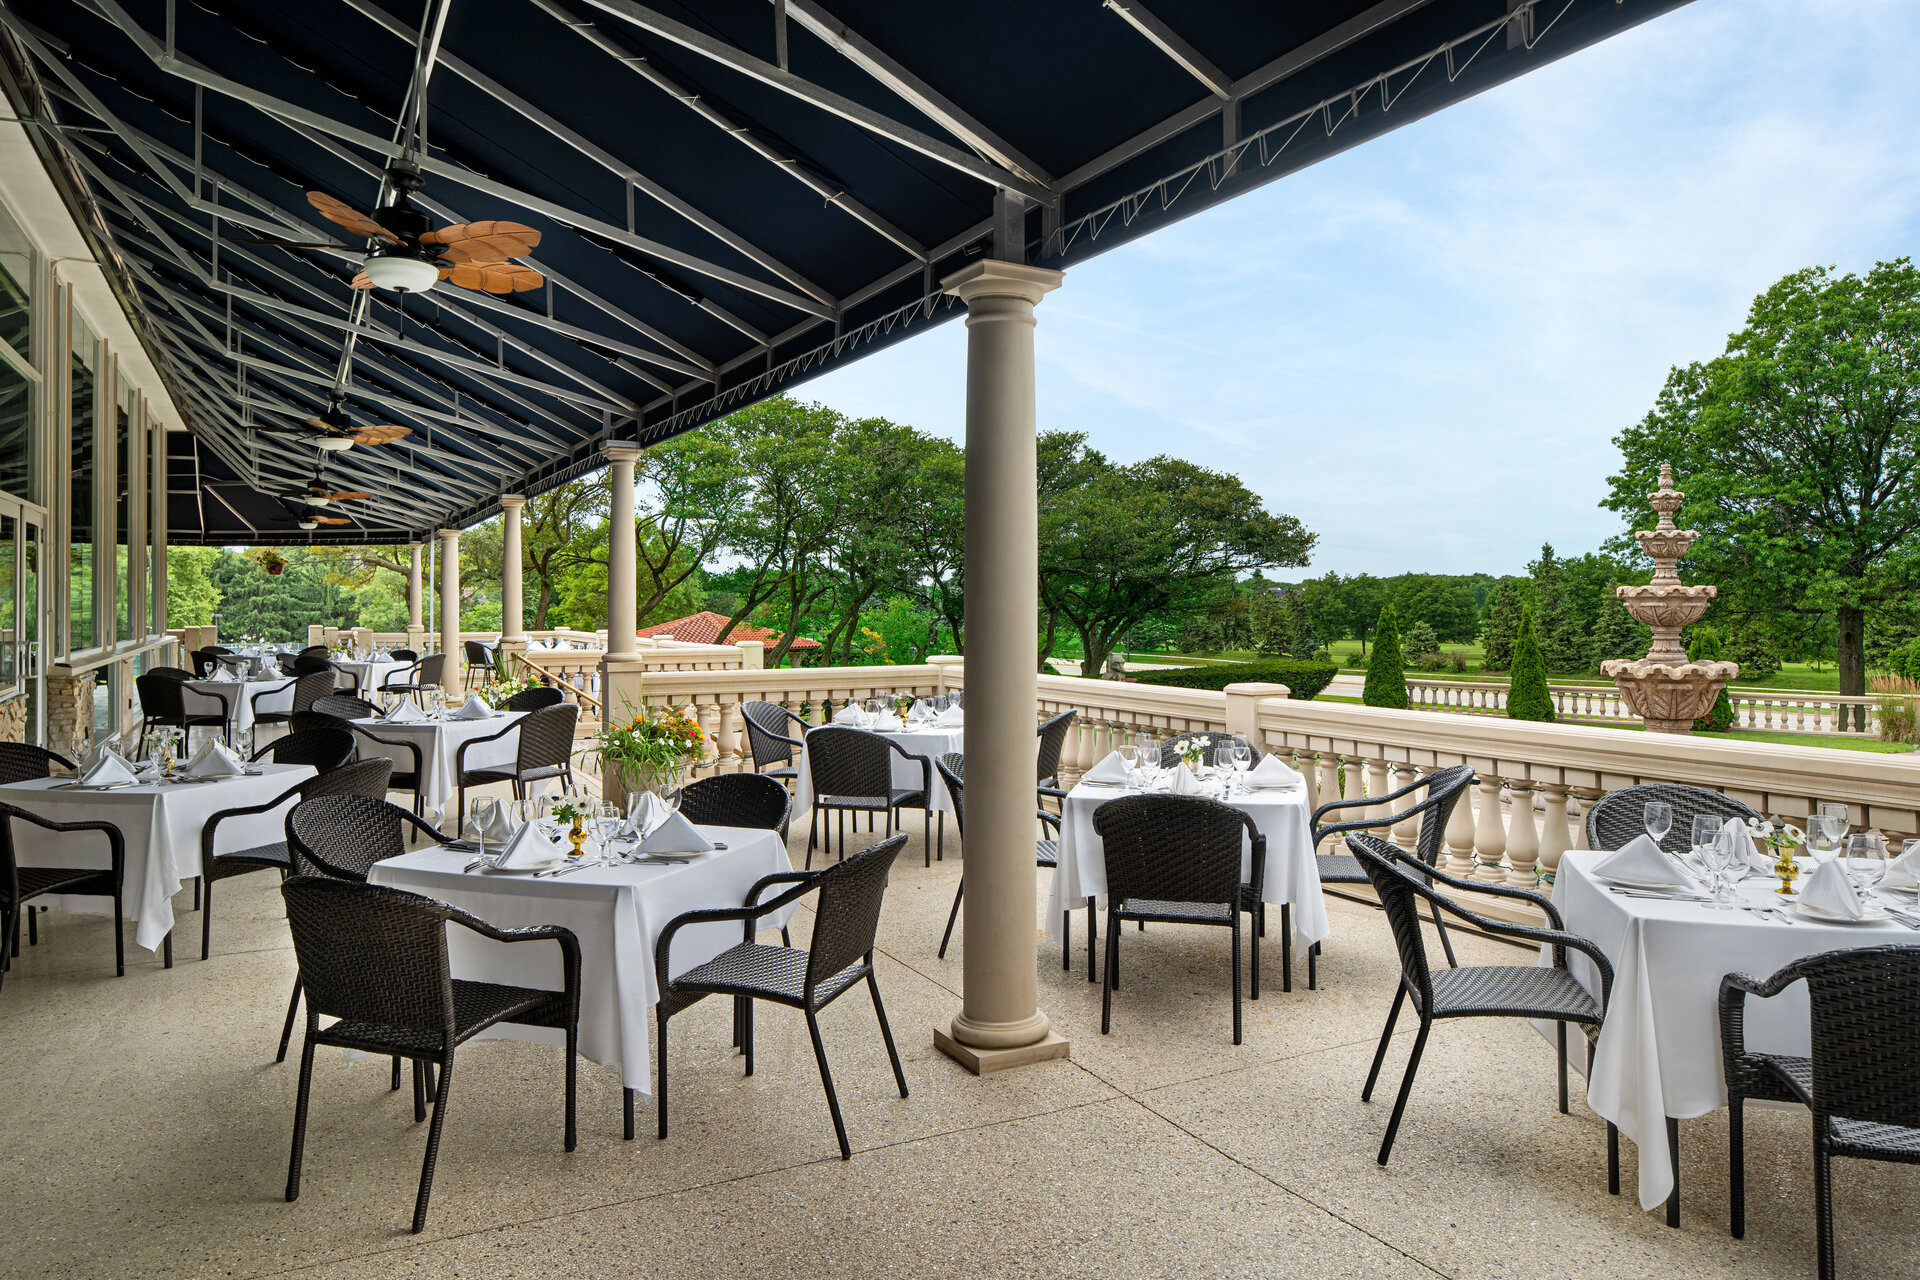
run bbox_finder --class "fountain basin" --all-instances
[1600,658,1740,734]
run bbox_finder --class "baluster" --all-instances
[1502,780,1538,886]
[1532,784,1571,887]
[1389,764,1420,852]
[1568,789,1591,850]
[1294,749,1319,811]
[1444,773,1478,876]
[1362,757,1388,827]
[1320,754,1346,852]
[716,700,740,774]
[1473,775,1508,882]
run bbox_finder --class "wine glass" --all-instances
[1844,832,1887,899]
[1689,814,1723,878]
[1643,801,1672,847]
[1817,803,1850,861]
[594,801,625,858]
[1231,740,1252,786]
[1116,741,1138,781]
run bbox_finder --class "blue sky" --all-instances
[802,0,1920,577]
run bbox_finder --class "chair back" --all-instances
[514,704,580,773]
[463,639,493,666]
[281,876,455,1037]
[288,710,357,739]
[935,754,964,834]
[145,666,194,681]
[1396,765,1475,869]
[206,645,233,656]
[1792,945,1920,1130]
[390,648,418,662]
[297,645,329,660]
[0,743,73,785]
[805,833,906,993]
[312,694,377,720]
[288,794,420,880]
[1092,793,1251,907]
[1036,710,1076,783]
[1156,731,1263,768]
[190,648,220,678]
[1586,783,1760,856]
[135,672,188,720]
[502,685,564,712]
[805,726,893,801]
[674,773,791,833]
[742,700,802,770]
[292,654,333,679]
[276,654,299,676]
[291,670,338,714]
[414,653,447,687]
[259,728,355,772]
[1350,833,1438,1014]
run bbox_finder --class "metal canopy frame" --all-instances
[0,0,1692,545]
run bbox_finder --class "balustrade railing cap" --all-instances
[1222,682,1292,696]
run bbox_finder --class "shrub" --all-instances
[1131,659,1339,699]
[1402,619,1441,657]
[1872,674,1920,744]
[1687,627,1736,731]
[1506,602,1555,722]
[1722,627,1782,679]
[1363,605,1410,709]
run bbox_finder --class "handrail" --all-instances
[516,651,603,711]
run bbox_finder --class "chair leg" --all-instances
[1249,908,1260,1001]
[392,1056,402,1091]
[563,1023,578,1153]
[1231,918,1243,1044]
[413,1059,428,1123]
[804,1007,852,1159]
[1813,1132,1835,1280]
[1363,985,1406,1101]
[1558,1021,1569,1114]
[1430,898,1459,968]
[1086,898,1097,984]
[807,807,817,871]
[410,1056,454,1234]
[26,901,36,946]
[277,976,303,1063]
[656,1008,670,1139]
[193,876,201,911]
[1101,909,1120,1034]
[285,1027,317,1202]
[624,1087,636,1141]
[201,876,214,961]
[1729,1096,1746,1238]
[455,784,467,838]
[1280,903,1292,993]
[868,969,909,1099]
[924,808,930,868]
[1376,1016,1431,1166]
[744,999,755,1076]
[938,878,963,959]
[113,888,126,977]
[937,811,944,862]
[1666,1115,1681,1228]
[1061,907,1070,971]
[162,928,171,969]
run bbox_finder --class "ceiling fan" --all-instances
[268,469,372,509]
[280,502,352,532]
[247,396,412,453]
[235,160,543,296]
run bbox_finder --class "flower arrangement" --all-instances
[1168,736,1207,770]
[473,672,539,705]
[256,550,287,577]
[595,702,708,784]
[1745,816,1807,895]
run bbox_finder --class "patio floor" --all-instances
[4,809,1914,1278]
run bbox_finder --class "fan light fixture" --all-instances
[315,435,354,452]
[307,494,331,507]
[361,252,440,294]
[298,518,318,531]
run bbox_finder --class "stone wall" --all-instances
[45,671,96,752]
[0,695,25,744]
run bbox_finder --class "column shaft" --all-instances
[605,449,640,660]
[438,528,460,692]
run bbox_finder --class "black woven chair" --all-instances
[0,802,125,991]
[501,685,564,712]
[145,666,194,681]
[1093,793,1264,1043]
[311,693,378,721]
[288,671,338,716]
[385,652,447,706]
[248,727,355,773]
[741,700,806,783]
[934,754,1080,969]
[650,833,908,1158]
[197,759,392,962]
[453,703,579,836]
[290,653,334,681]
[137,671,228,753]
[248,678,300,742]
[1156,730,1264,769]
[286,710,355,738]
[281,875,580,1234]
[1035,709,1076,804]
[674,773,793,842]
[462,639,496,687]
[1349,833,1617,1177]
[1587,782,1761,855]
[1308,763,1475,988]
[0,743,75,784]
[389,648,419,663]
[337,718,429,816]
[802,725,933,868]
[190,648,223,678]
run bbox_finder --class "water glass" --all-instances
[467,797,495,848]
[1231,741,1252,783]
[1844,832,1887,897]
[1643,801,1672,845]
[1817,803,1850,859]
[594,802,624,854]
[1117,742,1138,775]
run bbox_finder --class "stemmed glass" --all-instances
[467,797,496,851]
[1116,741,1138,783]
[1815,803,1850,862]
[1643,801,1672,848]
[1844,832,1887,900]
[429,688,448,719]
[1230,740,1252,793]
[1700,827,1742,903]
[593,801,625,860]
[1134,734,1159,788]
[1689,815,1723,879]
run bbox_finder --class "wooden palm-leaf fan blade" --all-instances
[308,191,398,243]
[440,261,544,293]
[323,490,372,501]
[439,233,540,264]
[309,515,351,525]
[422,220,540,250]
[351,423,411,446]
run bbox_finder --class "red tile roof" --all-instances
[637,610,822,650]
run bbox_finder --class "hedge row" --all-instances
[1131,659,1338,700]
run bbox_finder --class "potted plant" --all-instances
[594,702,708,805]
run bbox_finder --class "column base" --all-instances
[934,1026,1069,1076]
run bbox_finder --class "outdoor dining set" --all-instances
[2,673,1916,1276]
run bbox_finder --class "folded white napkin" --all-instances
[1081,751,1132,785]
[628,790,673,840]
[185,739,245,779]
[1170,762,1203,796]
[78,747,139,786]
[1246,755,1302,788]
[934,706,964,728]
[832,703,868,726]
[1799,857,1863,920]
[1884,842,1920,891]
[636,808,715,856]
[474,800,515,846]
[907,699,934,724]
[490,819,565,870]
[1594,833,1701,890]
[449,694,493,721]
[383,700,427,724]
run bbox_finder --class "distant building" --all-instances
[637,610,822,661]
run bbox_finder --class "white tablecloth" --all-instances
[0,765,316,952]
[793,725,963,818]
[1048,778,1327,952]
[369,827,796,1093]
[350,711,525,814]
[1550,849,1914,1211]
[334,658,411,693]
[183,678,293,737]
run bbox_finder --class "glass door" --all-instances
[19,510,45,745]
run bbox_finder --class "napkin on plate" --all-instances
[832,703,868,726]
[1593,833,1702,890]
[473,800,515,847]
[1799,857,1863,920]
[907,699,934,724]
[1081,751,1132,785]
[185,739,246,779]
[1246,755,1302,788]
[1170,762,1203,796]
[383,700,427,724]
[78,746,139,787]
[1884,842,1920,891]
[449,694,493,721]
[626,791,714,854]
[490,819,565,870]
[934,705,964,728]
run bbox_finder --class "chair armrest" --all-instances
[884,738,934,797]
[1717,965,1813,1092]
[744,870,816,910]
[1410,855,1565,931]
[446,912,582,1009]
[0,806,126,878]
[1037,809,1062,834]
[1309,770,1451,827]
[201,780,306,869]
[1385,861,1611,1006]
[453,719,522,773]
[350,725,424,774]
[1038,784,1067,802]
[656,879,820,986]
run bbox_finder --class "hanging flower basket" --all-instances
[258,551,287,577]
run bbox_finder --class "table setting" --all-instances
[349,694,522,816]
[792,695,965,818]
[333,651,413,694]
[1549,798,1920,1211]
[182,671,293,744]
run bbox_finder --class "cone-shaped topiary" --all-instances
[1363,604,1411,709]
[1688,626,1735,731]
[1507,602,1555,722]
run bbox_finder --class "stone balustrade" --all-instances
[1404,677,1879,737]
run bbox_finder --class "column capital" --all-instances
[436,527,460,542]
[941,259,1063,307]
[602,442,644,466]
[498,494,527,511]
[408,539,423,551]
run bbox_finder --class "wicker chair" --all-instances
[802,725,933,868]
[311,694,377,721]
[741,700,806,783]
[248,679,300,741]
[501,685,564,713]
[674,773,793,842]
[453,703,579,836]
[1092,793,1263,1043]
[1720,945,1920,1276]
[136,671,228,753]
[1587,783,1761,855]
[286,711,355,738]
[1307,763,1475,988]
[197,759,392,961]
[462,639,496,688]
[145,666,194,681]
[1349,833,1617,1176]
[250,728,355,772]
[389,648,419,663]
[280,875,581,1234]
[1036,709,1077,803]
[0,743,75,785]
[288,671,338,716]
[0,802,125,991]
[336,717,430,816]
[650,834,909,1158]
[290,653,334,681]
[190,648,223,678]
[1156,730,1264,770]
[934,753,1076,966]
[384,652,447,705]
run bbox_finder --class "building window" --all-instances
[70,311,96,652]
[116,388,133,641]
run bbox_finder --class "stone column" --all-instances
[499,496,528,676]
[599,445,646,807]
[406,540,425,654]
[437,528,461,693]
[932,259,1068,1075]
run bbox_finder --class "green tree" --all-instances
[1362,604,1410,708]
[1506,602,1555,721]
[163,546,222,626]
[1604,259,1920,695]
[1479,579,1525,671]
[1247,584,1287,656]
[1402,618,1441,661]
[1388,575,1479,643]
[1590,587,1651,665]
[1528,543,1592,674]
[1688,626,1736,731]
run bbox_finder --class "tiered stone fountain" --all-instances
[1601,463,1739,735]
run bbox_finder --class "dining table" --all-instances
[183,676,294,739]
[368,825,796,1094]
[349,710,525,817]
[1046,767,1327,956]
[333,656,412,695]
[1548,847,1920,1214]
[792,720,965,819]
[0,763,316,957]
